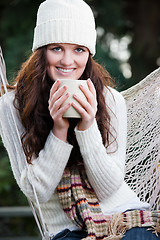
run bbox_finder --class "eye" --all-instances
[75,48,85,53]
[52,47,62,52]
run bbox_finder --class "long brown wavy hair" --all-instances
[13,46,116,165]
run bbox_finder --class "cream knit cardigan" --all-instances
[0,87,136,235]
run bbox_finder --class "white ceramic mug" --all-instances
[59,79,88,118]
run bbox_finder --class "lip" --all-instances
[56,67,75,76]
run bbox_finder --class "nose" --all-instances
[60,50,74,66]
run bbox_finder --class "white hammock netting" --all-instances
[122,67,160,210]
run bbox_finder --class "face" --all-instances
[46,43,89,81]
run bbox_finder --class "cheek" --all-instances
[46,51,60,67]
[46,54,58,79]
[79,55,89,70]
[47,55,55,67]
[46,51,52,64]
[46,53,56,79]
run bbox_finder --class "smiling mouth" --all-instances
[57,67,75,73]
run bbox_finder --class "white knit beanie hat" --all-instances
[32,0,97,55]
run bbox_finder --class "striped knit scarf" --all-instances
[57,166,160,240]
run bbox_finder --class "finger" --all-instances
[49,79,60,99]
[73,94,89,109]
[71,102,88,119]
[54,102,71,119]
[87,78,97,97]
[79,83,97,108]
[73,94,94,116]
[49,85,67,107]
[79,84,92,101]
[50,85,67,102]
[49,92,69,113]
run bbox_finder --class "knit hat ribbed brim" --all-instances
[32,0,97,56]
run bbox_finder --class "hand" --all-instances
[72,79,97,131]
[48,80,71,142]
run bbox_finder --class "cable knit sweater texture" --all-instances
[0,87,137,235]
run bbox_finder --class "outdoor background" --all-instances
[0,0,160,238]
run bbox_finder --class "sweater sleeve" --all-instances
[0,91,73,203]
[74,87,127,201]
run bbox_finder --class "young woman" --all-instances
[0,0,159,239]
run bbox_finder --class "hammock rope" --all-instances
[122,67,160,210]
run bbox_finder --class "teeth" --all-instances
[57,68,74,73]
